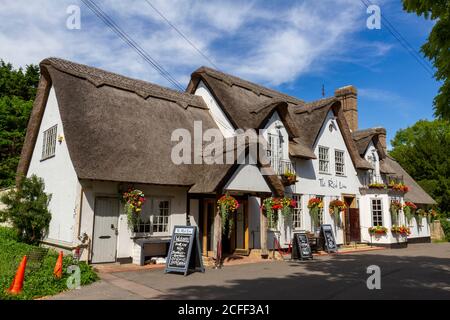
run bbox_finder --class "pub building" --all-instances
[18,58,435,265]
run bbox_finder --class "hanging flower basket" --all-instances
[391,225,411,236]
[368,226,388,235]
[307,197,323,227]
[122,189,146,231]
[390,200,402,225]
[329,199,346,227]
[403,201,417,225]
[281,171,297,185]
[217,194,239,238]
[262,197,296,228]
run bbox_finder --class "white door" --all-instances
[92,197,119,263]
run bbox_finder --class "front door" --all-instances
[228,200,248,254]
[92,197,119,263]
[349,208,361,242]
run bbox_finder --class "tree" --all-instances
[402,1,450,119]
[0,60,39,187]
[0,97,33,186]
[0,175,52,244]
[390,119,450,214]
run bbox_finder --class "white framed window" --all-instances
[318,146,329,173]
[292,194,302,229]
[316,195,324,226]
[153,199,170,233]
[371,199,383,226]
[41,125,57,160]
[335,149,345,176]
[136,201,152,233]
[267,132,282,173]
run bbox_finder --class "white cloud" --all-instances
[0,0,392,89]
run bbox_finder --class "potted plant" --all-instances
[281,171,297,185]
[217,194,239,238]
[390,200,402,225]
[426,208,439,223]
[403,201,417,225]
[329,199,346,227]
[368,225,388,236]
[368,183,387,189]
[122,189,146,232]
[388,181,409,192]
[391,225,411,236]
[307,197,323,227]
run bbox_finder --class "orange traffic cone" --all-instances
[7,255,27,295]
[53,251,63,279]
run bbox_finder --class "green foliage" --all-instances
[440,218,450,241]
[0,226,98,300]
[0,96,33,186]
[390,119,450,214]
[0,60,39,188]
[0,175,51,244]
[402,1,450,119]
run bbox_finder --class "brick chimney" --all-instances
[334,85,358,132]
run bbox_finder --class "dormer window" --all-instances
[41,125,57,160]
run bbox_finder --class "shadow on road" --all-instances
[156,252,450,300]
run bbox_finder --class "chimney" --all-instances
[334,85,358,132]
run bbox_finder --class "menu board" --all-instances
[292,232,313,260]
[320,224,337,253]
[165,226,204,276]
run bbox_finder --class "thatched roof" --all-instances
[384,156,436,205]
[188,67,372,168]
[17,58,284,195]
[352,127,387,158]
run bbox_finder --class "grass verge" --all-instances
[0,227,98,300]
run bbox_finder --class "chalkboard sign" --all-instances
[320,224,337,253]
[291,232,313,260]
[165,226,205,276]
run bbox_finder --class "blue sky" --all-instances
[0,0,439,147]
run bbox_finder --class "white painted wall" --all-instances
[27,87,79,244]
[194,81,235,138]
[79,180,189,260]
[290,111,361,244]
[261,111,290,162]
[224,164,271,193]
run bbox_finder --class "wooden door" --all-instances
[349,208,361,242]
[92,197,119,263]
[202,200,215,256]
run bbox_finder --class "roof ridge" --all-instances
[41,57,206,109]
[194,66,305,105]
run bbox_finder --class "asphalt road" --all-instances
[50,243,450,300]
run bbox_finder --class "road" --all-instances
[49,243,450,300]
